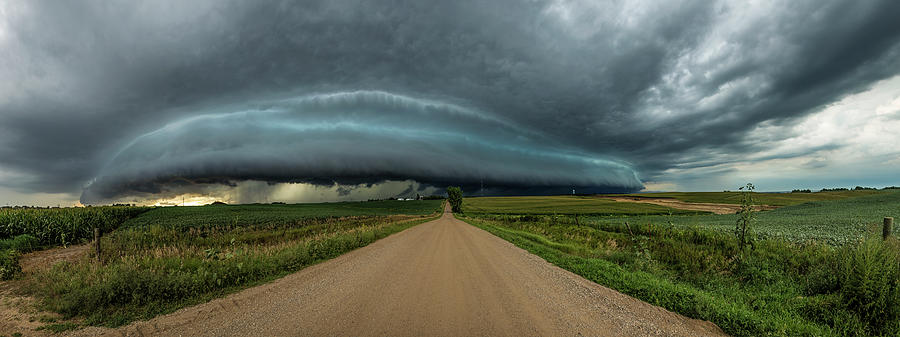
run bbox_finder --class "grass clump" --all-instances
[0,248,22,280]
[828,239,900,335]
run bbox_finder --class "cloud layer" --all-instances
[1,0,900,204]
[81,91,641,203]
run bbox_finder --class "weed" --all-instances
[0,249,21,280]
[735,183,756,252]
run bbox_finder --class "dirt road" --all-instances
[71,205,724,337]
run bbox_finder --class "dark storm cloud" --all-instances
[1,0,900,201]
[80,92,641,203]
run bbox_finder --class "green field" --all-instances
[0,206,150,250]
[463,196,707,215]
[5,200,443,329]
[458,192,900,336]
[613,190,887,206]
[124,200,444,229]
[594,191,900,245]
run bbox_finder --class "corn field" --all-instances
[0,207,150,247]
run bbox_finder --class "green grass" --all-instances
[613,190,886,206]
[459,192,900,336]
[463,195,708,215]
[591,191,900,245]
[20,200,444,327]
[124,200,443,229]
[459,213,900,336]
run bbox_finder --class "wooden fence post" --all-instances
[884,217,893,240]
[94,227,101,263]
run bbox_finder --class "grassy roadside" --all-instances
[457,212,900,336]
[18,202,443,329]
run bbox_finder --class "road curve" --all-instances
[72,205,725,337]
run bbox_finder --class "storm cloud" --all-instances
[81,91,640,203]
[1,0,900,204]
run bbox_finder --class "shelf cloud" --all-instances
[81,91,641,203]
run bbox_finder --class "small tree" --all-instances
[735,183,755,252]
[447,186,463,213]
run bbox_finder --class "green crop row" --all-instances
[0,207,151,249]
[588,191,900,245]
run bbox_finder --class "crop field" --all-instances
[458,192,900,336]
[463,196,708,215]
[2,200,444,329]
[124,200,444,229]
[593,191,900,245]
[0,206,150,251]
[610,190,887,206]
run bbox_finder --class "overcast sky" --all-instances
[2,0,900,206]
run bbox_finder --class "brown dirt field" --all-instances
[601,196,778,215]
[68,204,725,337]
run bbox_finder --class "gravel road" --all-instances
[71,205,725,337]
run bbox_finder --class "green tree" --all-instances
[447,186,463,213]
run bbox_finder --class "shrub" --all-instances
[834,239,900,335]
[0,234,41,252]
[0,249,22,280]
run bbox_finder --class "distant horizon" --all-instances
[4,183,898,208]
